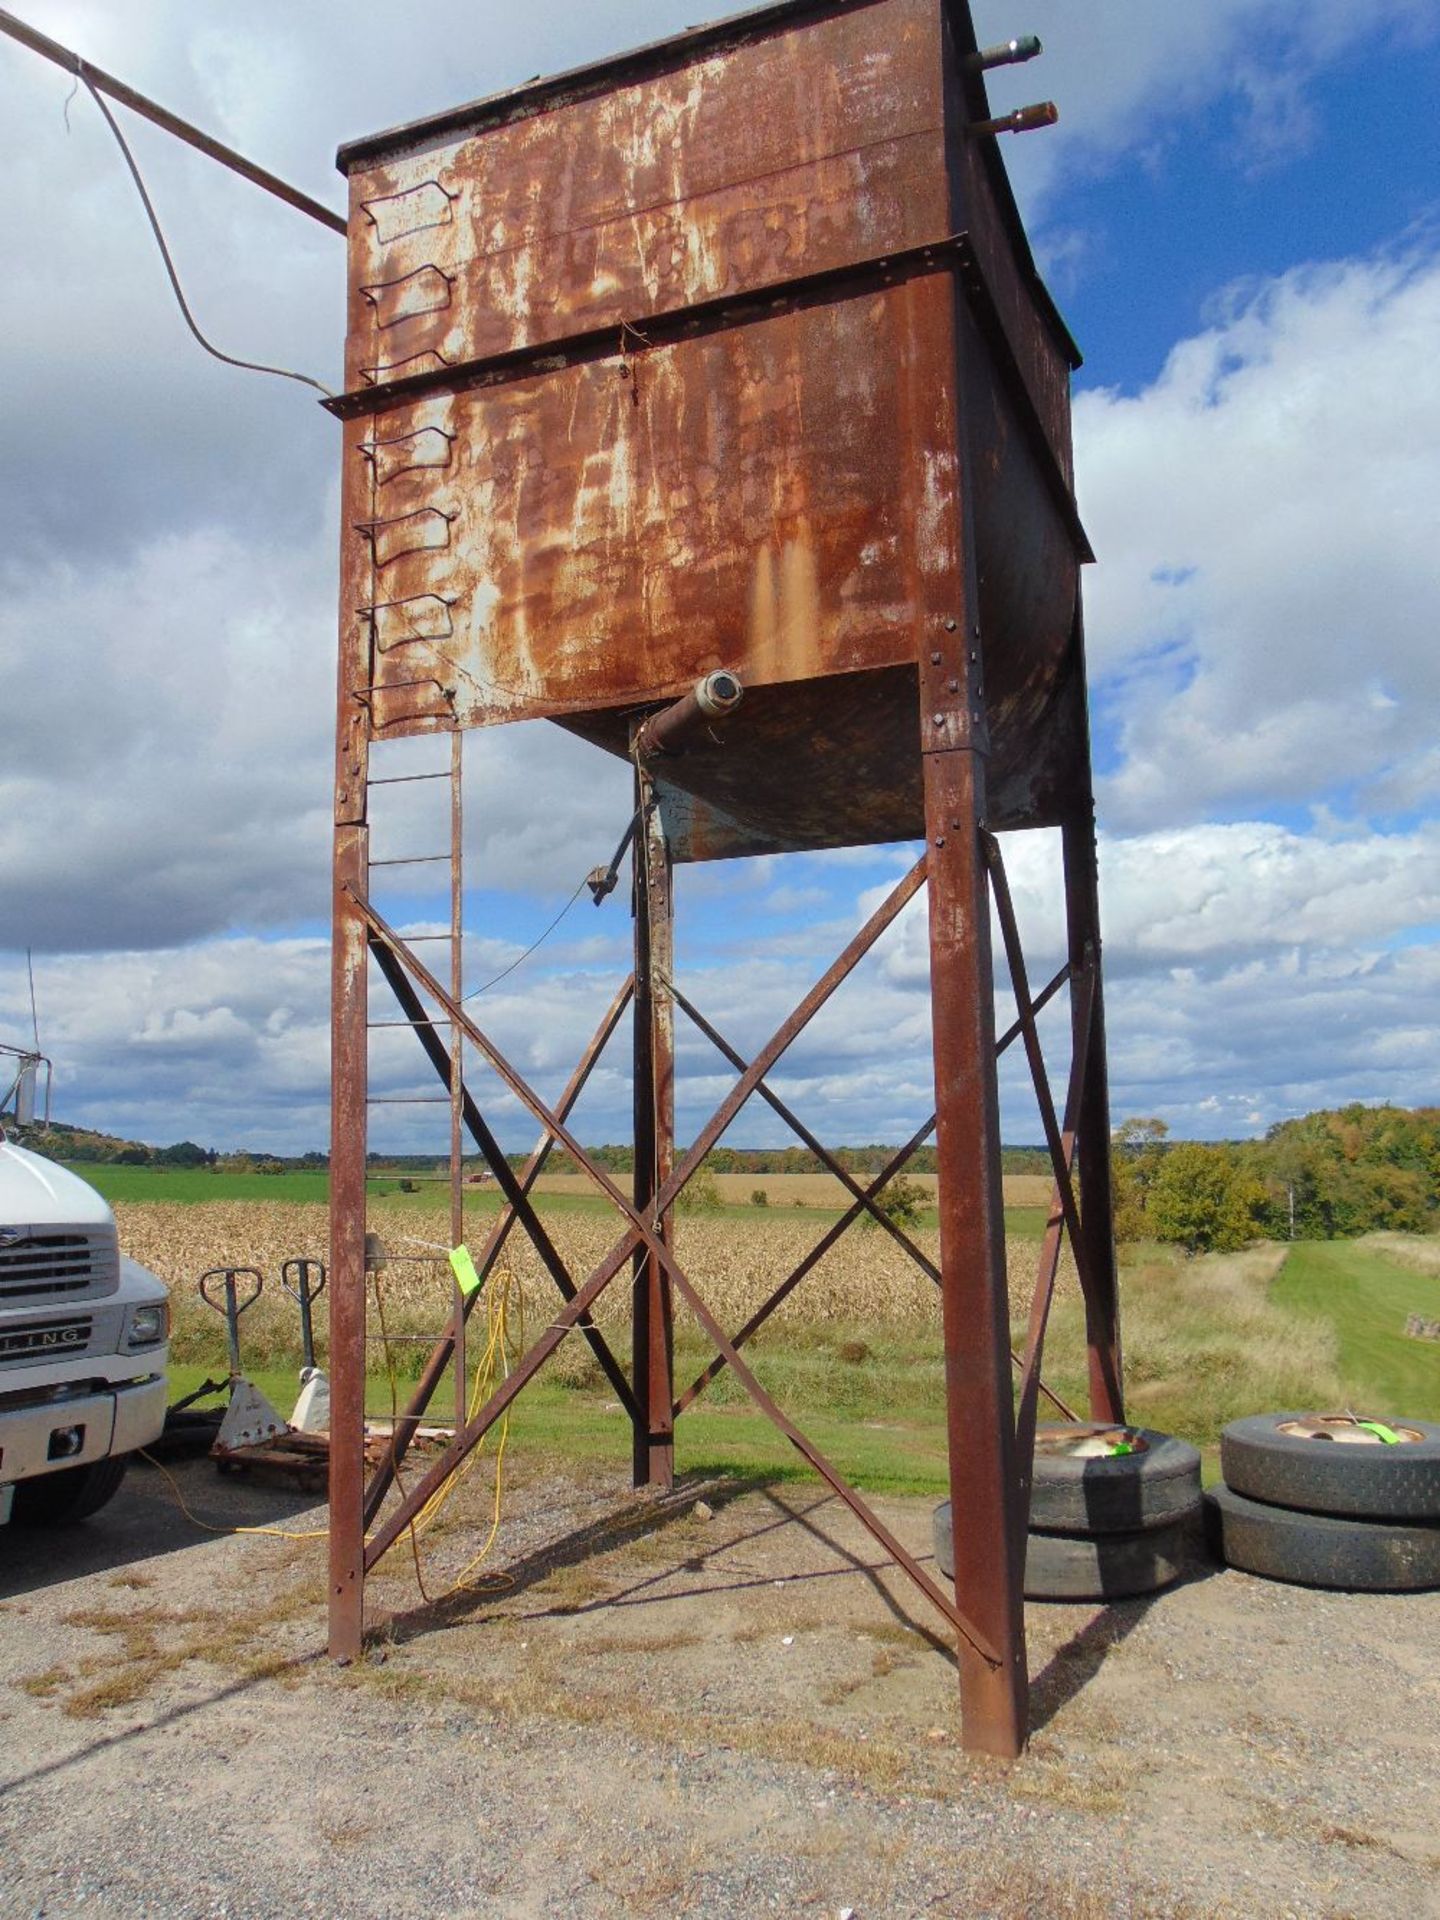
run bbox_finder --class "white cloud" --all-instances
[0,526,336,948]
[0,520,634,953]
[877,820,1440,984]
[1076,243,1440,826]
[2,2,1437,1152]
[5,811,1438,1151]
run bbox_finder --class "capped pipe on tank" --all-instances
[634,670,744,759]
[967,35,1042,72]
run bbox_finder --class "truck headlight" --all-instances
[125,1303,170,1349]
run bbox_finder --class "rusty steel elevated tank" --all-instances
[328,0,1092,859]
[327,0,1122,1759]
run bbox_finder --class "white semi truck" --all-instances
[0,1049,170,1525]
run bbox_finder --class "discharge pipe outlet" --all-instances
[634,670,744,758]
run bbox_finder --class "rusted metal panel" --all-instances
[349,137,948,389]
[341,0,944,389]
[342,278,957,724]
[337,267,1080,847]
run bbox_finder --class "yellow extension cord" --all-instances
[140,1264,521,1597]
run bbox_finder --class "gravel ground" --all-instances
[1,1450,1437,1920]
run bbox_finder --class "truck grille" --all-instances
[0,1315,93,1364]
[0,1228,120,1302]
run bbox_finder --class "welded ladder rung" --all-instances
[364,736,468,1424]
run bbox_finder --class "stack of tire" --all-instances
[933,1423,1204,1601]
[1208,1412,1440,1591]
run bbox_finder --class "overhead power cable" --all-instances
[462,876,591,1002]
[0,7,347,234]
[83,77,333,398]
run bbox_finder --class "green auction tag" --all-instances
[449,1245,482,1297]
[1357,1420,1401,1445]
[1109,1441,1135,1456]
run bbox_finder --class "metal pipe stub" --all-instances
[967,35,1042,73]
[971,101,1058,137]
[633,671,744,759]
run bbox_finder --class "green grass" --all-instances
[66,1164,332,1205]
[1272,1239,1440,1420]
[164,1352,952,1497]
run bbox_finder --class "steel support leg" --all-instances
[328,823,369,1662]
[632,768,675,1488]
[924,749,1029,1758]
[1063,804,1124,1422]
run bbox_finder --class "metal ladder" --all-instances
[363,730,467,1422]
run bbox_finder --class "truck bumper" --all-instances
[0,1370,168,1485]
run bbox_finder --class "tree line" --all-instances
[1112,1104,1439,1254]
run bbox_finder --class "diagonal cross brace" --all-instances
[366,935,640,1423]
[351,862,1009,1661]
[668,981,938,1281]
[1012,958,1097,1541]
[351,858,926,1443]
[982,834,1094,1312]
[365,1225,639,1567]
[672,963,1082,1421]
[351,853,925,1265]
[362,971,635,1525]
[661,1244,989,1658]
[673,1110,941,1416]
[365,1161,999,1665]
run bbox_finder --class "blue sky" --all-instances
[1042,27,1440,393]
[1,0,1437,1154]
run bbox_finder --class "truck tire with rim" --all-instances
[11,1454,130,1525]
[1206,1484,1440,1592]
[1220,1413,1440,1522]
[1027,1423,1202,1534]
[932,1501,1195,1602]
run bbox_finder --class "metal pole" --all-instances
[0,8,347,235]
[329,824,369,1662]
[328,415,373,1664]
[1061,651,1124,1423]
[1062,811,1123,1422]
[924,748,1028,1757]
[631,764,675,1488]
[449,730,466,1429]
[919,273,1028,1758]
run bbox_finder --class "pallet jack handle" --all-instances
[280,1258,327,1373]
[197,1266,264,1381]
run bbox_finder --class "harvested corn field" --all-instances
[118,1200,1074,1374]
[125,1202,1357,1459]
[528,1171,1056,1207]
